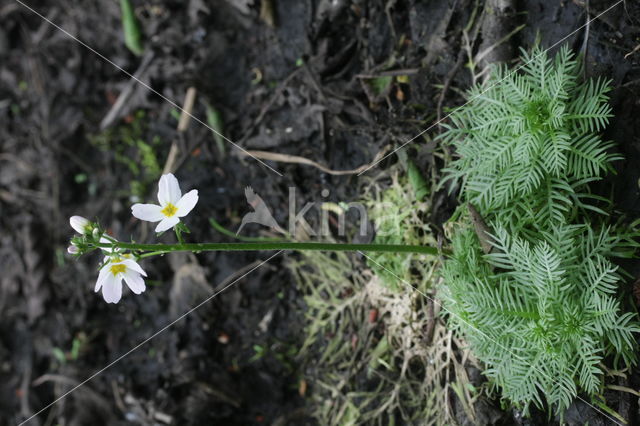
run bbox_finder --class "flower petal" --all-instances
[122,258,147,277]
[176,190,198,217]
[95,264,111,292]
[70,216,90,234]
[124,270,146,294]
[155,216,180,233]
[132,203,164,222]
[158,173,182,206]
[102,274,123,303]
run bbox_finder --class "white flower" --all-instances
[131,173,198,233]
[70,215,92,235]
[95,255,147,303]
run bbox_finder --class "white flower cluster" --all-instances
[69,174,198,303]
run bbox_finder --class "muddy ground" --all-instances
[1,0,640,425]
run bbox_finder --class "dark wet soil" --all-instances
[1,0,640,425]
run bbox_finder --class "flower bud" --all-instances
[70,216,91,235]
[67,245,80,254]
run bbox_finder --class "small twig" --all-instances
[354,69,420,79]
[426,234,448,346]
[163,86,197,174]
[460,0,484,85]
[31,7,58,44]
[624,43,640,59]
[177,87,197,132]
[32,374,109,407]
[621,78,640,88]
[0,3,20,17]
[19,362,33,421]
[476,0,517,70]
[163,141,181,176]
[467,203,494,254]
[259,0,275,27]
[606,385,640,397]
[581,0,590,79]
[384,0,398,40]
[301,63,328,104]
[424,295,436,345]
[474,24,525,65]
[110,380,127,414]
[100,51,155,130]
[240,145,391,176]
[437,51,466,126]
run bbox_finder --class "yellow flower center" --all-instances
[110,253,130,262]
[110,263,127,276]
[161,203,178,217]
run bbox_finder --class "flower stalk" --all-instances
[93,240,444,257]
[71,173,444,304]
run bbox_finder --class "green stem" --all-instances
[138,250,171,259]
[175,227,184,245]
[95,241,445,256]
